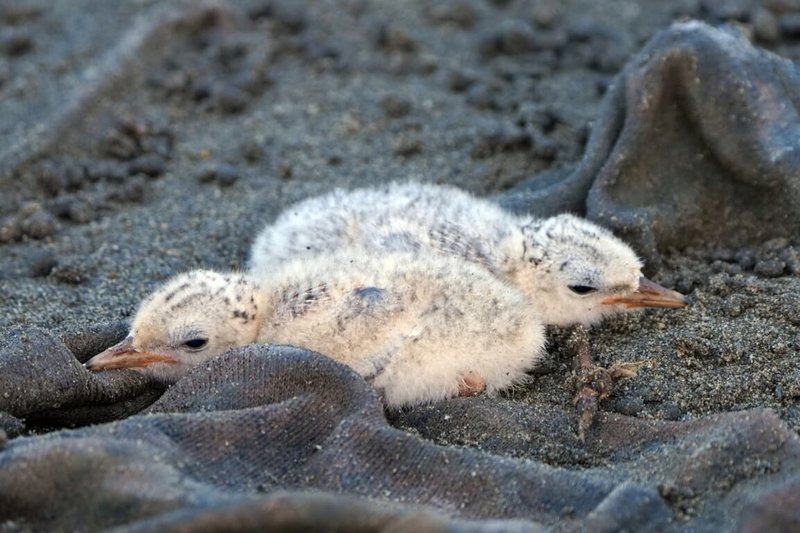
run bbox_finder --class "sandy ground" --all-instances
[1,0,799,524]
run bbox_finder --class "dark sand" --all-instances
[1,0,799,528]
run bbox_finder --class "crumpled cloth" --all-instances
[1,327,799,531]
[501,22,800,267]
[3,20,800,532]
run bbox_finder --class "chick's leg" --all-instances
[458,371,486,397]
[569,326,646,441]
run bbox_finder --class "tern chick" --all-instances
[250,182,687,326]
[86,253,545,407]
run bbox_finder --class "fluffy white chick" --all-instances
[250,181,686,326]
[86,252,545,407]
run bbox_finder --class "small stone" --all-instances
[764,237,790,252]
[613,396,644,416]
[754,259,786,277]
[129,153,166,178]
[35,160,69,196]
[50,261,89,285]
[381,95,412,119]
[477,30,503,55]
[0,28,34,57]
[709,248,735,262]
[724,293,749,318]
[426,1,479,28]
[764,0,800,13]
[675,277,694,295]
[778,13,800,38]
[106,176,146,204]
[278,163,293,180]
[710,260,742,275]
[213,85,249,113]
[240,142,265,164]
[465,83,497,109]
[734,250,756,270]
[772,342,789,356]
[103,131,139,161]
[517,103,558,131]
[786,257,799,275]
[393,137,422,157]
[375,23,416,52]
[139,135,172,158]
[153,69,190,95]
[0,216,20,243]
[499,19,538,55]
[49,196,73,219]
[703,0,750,21]
[247,1,274,20]
[216,40,248,68]
[676,336,718,360]
[196,163,240,187]
[1,3,43,24]
[232,69,269,95]
[85,160,128,183]
[753,7,780,43]
[67,199,93,223]
[20,211,56,240]
[19,201,43,218]
[447,69,476,92]
[778,245,798,262]
[28,249,57,278]
[120,177,146,203]
[531,1,561,27]
[470,141,492,160]
[302,38,341,64]
[214,164,240,187]
[658,401,683,421]
[196,165,217,184]
[192,80,213,101]
[470,127,530,159]
[274,3,308,34]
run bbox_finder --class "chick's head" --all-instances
[86,270,262,381]
[518,214,686,326]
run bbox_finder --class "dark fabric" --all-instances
[0,326,164,433]
[2,19,800,533]
[500,22,800,267]
[1,328,799,531]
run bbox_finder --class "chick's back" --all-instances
[249,182,518,278]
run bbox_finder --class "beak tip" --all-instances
[602,277,690,309]
[84,356,102,372]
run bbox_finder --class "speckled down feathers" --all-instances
[251,181,645,327]
[255,252,545,406]
[116,252,546,407]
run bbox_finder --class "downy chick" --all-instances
[250,182,686,327]
[86,252,545,407]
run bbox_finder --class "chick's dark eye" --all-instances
[184,338,208,350]
[569,285,597,295]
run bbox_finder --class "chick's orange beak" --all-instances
[601,276,688,309]
[84,337,177,371]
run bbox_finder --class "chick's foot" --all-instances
[568,326,647,441]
